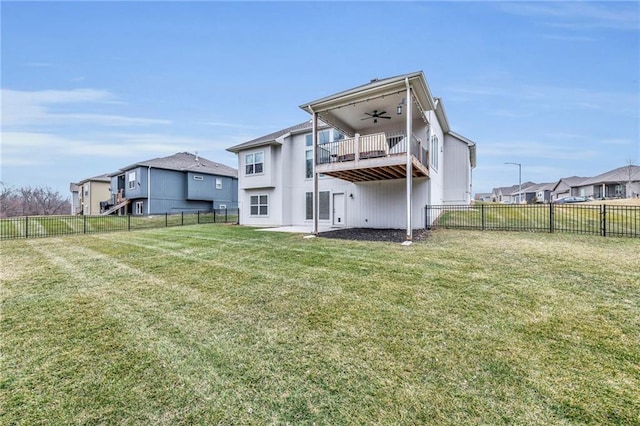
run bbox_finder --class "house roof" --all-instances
[77,173,111,185]
[299,71,438,136]
[577,165,640,186]
[112,152,238,178]
[226,120,315,153]
[520,182,555,193]
[551,176,589,192]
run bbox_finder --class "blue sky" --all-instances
[2,1,638,196]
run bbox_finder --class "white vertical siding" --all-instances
[442,135,471,205]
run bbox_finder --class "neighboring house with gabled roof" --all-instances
[514,182,555,204]
[551,176,589,201]
[227,71,476,240]
[69,173,111,215]
[106,152,238,215]
[573,165,640,199]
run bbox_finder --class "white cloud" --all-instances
[480,140,599,161]
[1,88,170,127]
[495,2,639,32]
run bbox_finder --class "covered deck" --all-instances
[316,131,429,182]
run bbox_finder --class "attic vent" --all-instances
[193,175,204,181]
[370,78,379,83]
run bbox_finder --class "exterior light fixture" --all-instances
[397,104,402,115]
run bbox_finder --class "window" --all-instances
[245,152,264,175]
[306,129,341,175]
[250,195,268,216]
[216,178,222,189]
[305,191,330,220]
[193,175,204,181]
[128,171,136,189]
[306,150,313,179]
[430,135,439,170]
[135,201,144,215]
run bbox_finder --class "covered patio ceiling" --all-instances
[299,71,436,137]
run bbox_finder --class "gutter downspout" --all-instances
[310,105,319,235]
[147,166,151,215]
[405,77,412,241]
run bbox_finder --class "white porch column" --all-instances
[312,109,319,235]
[405,80,413,241]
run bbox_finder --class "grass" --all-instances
[1,226,639,424]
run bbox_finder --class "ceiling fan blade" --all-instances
[377,111,387,116]
[380,116,391,119]
[361,117,373,120]
[364,112,375,117]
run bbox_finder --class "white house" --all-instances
[227,71,476,240]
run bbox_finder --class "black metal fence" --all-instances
[0,209,239,240]
[426,204,639,238]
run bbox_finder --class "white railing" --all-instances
[316,131,429,169]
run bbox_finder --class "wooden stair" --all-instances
[101,199,130,216]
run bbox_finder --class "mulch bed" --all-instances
[318,228,429,242]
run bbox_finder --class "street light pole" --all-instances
[505,162,522,203]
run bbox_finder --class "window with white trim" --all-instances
[430,135,439,170]
[305,191,330,220]
[245,152,264,175]
[216,178,222,189]
[135,201,144,215]
[128,171,136,189]
[305,130,341,178]
[250,195,268,216]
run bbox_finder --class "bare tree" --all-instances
[618,159,639,198]
[0,184,71,217]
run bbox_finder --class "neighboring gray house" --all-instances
[551,176,588,201]
[107,152,238,215]
[573,165,640,199]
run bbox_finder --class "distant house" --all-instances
[491,186,516,203]
[516,182,555,204]
[573,165,640,199]
[551,176,588,202]
[227,71,476,239]
[474,193,492,202]
[106,152,238,215]
[69,174,111,215]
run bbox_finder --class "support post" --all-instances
[311,108,319,235]
[405,79,413,241]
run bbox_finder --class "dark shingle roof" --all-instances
[578,165,640,186]
[113,152,237,178]
[226,121,313,153]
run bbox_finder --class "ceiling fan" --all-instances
[361,110,391,123]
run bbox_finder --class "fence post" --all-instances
[127,214,131,231]
[549,203,554,233]
[481,204,485,231]
[601,204,607,237]
[197,210,200,224]
[181,211,184,226]
[25,216,29,238]
[225,208,228,223]
[213,209,216,224]
[165,212,168,227]
[84,215,87,234]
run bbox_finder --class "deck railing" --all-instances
[317,131,427,167]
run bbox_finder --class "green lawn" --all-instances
[1,226,639,424]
